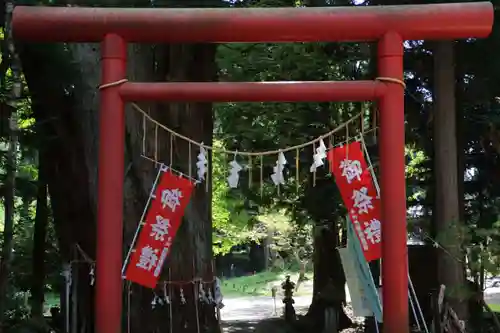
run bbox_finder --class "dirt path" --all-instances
[220,295,311,321]
[219,294,311,332]
[219,281,358,333]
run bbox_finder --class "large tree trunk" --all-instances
[312,222,343,299]
[305,219,352,333]
[125,43,218,333]
[21,40,217,333]
[20,43,98,332]
[30,150,49,318]
[303,178,352,333]
[433,41,468,322]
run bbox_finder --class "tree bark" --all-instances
[433,41,468,321]
[306,217,352,333]
[20,39,218,333]
[125,42,218,333]
[19,42,97,332]
[300,175,351,332]
[30,149,49,318]
[312,222,344,301]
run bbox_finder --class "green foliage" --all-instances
[214,27,369,252]
[10,199,60,293]
[257,211,313,265]
[212,140,262,254]
[0,27,61,326]
[211,141,315,260]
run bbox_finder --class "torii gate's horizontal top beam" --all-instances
[13,3,493,43]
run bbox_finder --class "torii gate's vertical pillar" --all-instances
[378,32,407,331]
[96,34,127,333]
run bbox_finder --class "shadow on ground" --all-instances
[222,318,289,333]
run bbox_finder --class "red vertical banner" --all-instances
[124,169,194,288]
[328,141,382,262]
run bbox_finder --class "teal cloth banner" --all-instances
[346,216,383,323]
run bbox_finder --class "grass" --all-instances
[487,303,500,313]
[41,271,313,306]
[220,270,313,297]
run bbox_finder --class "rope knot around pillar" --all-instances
[98,79,129,90]
[375,76,406,89]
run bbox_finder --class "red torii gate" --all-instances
[12,3,493,333]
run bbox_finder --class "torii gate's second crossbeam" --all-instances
[12,3,493,333]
